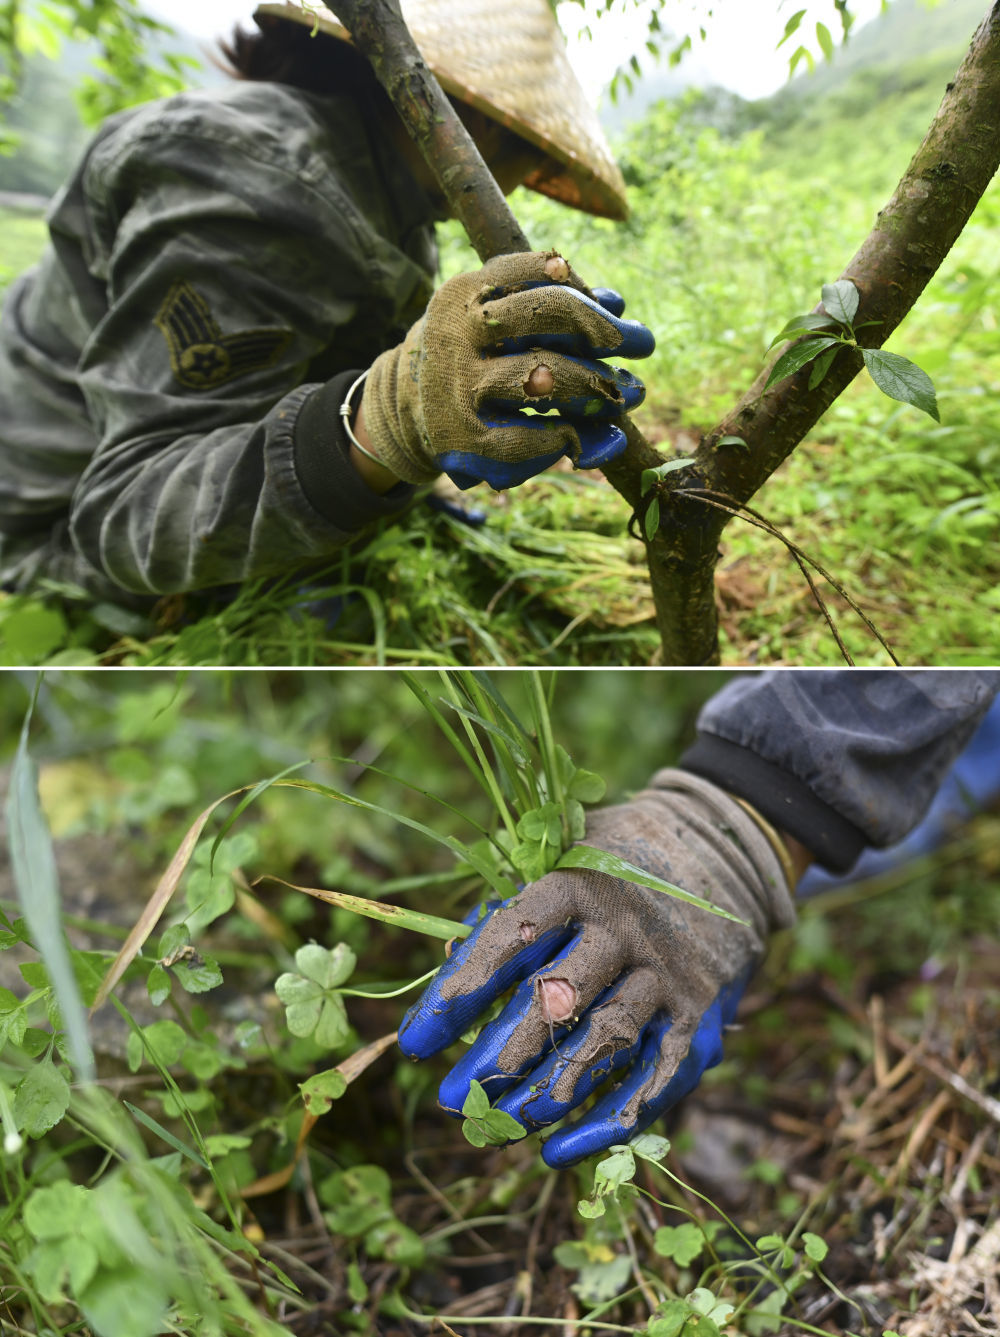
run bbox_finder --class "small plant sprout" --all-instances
[765,277,940,421]
[460,1079,527,1147]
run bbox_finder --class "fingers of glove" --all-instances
[540,997,732,1169]
[475,250,592,299]
[493,969,658,1130]
[436,930,597,1112]
[482,284,655,361]
[591,287,626,318]
[478,359,646,422]
[440,445,566,491]
[443,923,626,1113]
[398,895,576,1059]
[436,411,631,491]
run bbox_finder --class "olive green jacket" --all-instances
[0,79,437,599]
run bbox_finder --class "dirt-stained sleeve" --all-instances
[680,670,1000,871]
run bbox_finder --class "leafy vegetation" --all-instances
[2,669,998,1335]
[0,4,998,665]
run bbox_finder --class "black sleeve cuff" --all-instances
[680,734,867,872]
[293,370,415,528]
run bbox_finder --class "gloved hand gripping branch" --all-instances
[398,771,796,1168]
[361,251,655,490]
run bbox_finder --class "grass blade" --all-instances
[92,787,243,1010]
[6,682,95,1081]
[556,846,750,926]
[123,1100,210,1169]
[254,875,469,941]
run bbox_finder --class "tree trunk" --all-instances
[329,0,1000,664]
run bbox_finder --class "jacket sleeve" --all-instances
[67,104,428,596]
[680,670,1000,871]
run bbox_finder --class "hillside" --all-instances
[601,0,987,136]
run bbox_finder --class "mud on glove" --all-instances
[398,770,795,1168]
[361,250,654,491]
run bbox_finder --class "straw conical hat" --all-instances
[254,0,628,219]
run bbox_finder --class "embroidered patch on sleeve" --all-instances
[154,280,293,391]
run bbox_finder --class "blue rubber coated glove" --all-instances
[399,771,796,1168]
[360,251,655,491]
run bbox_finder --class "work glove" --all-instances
[398,770,796,1168]
[361,250,655,491]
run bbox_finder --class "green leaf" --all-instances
[816,20,834,60]
[79,1266,170,1337]
[716,435,749,451]
[556,846,750,925]
[776,9,806,47]
[158,923,189,959]
[367,1218,426,1267]
[462,1079,490,1119]
[171,953,223,995]
[567,768,606,804]
[788,43,815,76]
[803,1231,829,1263]
[517,803,562,844]
[14,1062,70,1137]
[631,1132,670,1162]
[300,1067,348,1115]
[28,1236,99,1303]
[807,344,839,389]
[862,348,940,420]
[648,1299,692,1337]
[654,1222,705,1266]
[24,1181,91,1240]
[756,1234,786,1252]
[566,799,587,841]
[821,279,859,326]
[595,1145,635,1190]
[0,1006,27,1049]
[313,994,349,1048]
[644,496,661,541]
[275,972,321,1005]
[19,961,48,988]
[577,1196,606,1218]
[766,312,837,350]
[462,1118,488,1147]
[0,603,68,664]
[203,1133,252,1156]
[347,1261,368,1304]
[126,1018,186,1072]
[146,964,171,1006]
[511,839,553,883]
[295,942,356,990]
[483,1107,527,1142]
[764,337,840,390]
[690,1288,734,1323]
[569,1252,632,1306]
[641,458,695,495]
